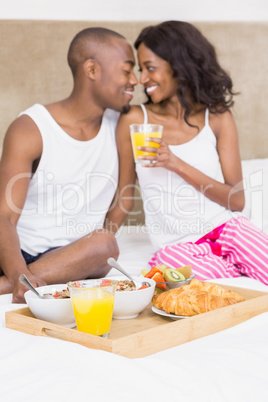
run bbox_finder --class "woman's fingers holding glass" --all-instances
[136,138,165,166]
[145,137,162,144]
[139,146,173,168]
[137,145,159,153]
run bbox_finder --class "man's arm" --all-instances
[0,115,47,302]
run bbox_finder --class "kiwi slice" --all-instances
[164,268,185,282]
[176,265,192,279]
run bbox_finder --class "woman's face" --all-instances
[137,42,178,104]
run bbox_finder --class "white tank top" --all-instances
[136,104,239,251]
[17,104,119,255]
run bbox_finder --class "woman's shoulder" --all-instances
[209,109,236,137]
[118,105,145,125]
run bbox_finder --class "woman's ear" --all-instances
[83,59,99,80]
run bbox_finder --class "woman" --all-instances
[114,21,268,284]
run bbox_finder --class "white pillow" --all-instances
[242,158,268,234]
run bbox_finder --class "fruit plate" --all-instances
[151,306,190,320]
[155,274,196,290]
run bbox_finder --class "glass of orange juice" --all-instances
[130,124,163,163]
[68,279,117,338]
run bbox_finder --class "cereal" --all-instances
[116,280,136,292]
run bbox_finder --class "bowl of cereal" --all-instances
[24,284,76,328]
[108,275,156,319]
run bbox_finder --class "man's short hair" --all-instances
[67,27,126,77]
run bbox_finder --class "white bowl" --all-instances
[24,284,75,328]
[109,275,156,319]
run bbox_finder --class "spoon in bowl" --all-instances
[107,258,151,289]
[19,274,54,299]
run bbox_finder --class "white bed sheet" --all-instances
[1,226,268,401]
[1,309,268,402]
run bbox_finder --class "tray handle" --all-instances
[41,326,71,341]
[37,322,110,350]
[30,319,76,342]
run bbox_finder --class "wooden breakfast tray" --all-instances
[5,284,268,358]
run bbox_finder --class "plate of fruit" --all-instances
[141,264,195,293]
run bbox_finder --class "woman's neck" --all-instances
[150,96,184,120]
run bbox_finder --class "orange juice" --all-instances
[130,124,163,163]
[71,291,114,335]
[131,132,162,160]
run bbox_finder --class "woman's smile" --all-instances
[145,85,158,95]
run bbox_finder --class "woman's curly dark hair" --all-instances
[134,21,237,127]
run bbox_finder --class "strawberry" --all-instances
[101,279,112,287]
[145,266,163,279]
[138,284,149,290]
[152,272,167,290]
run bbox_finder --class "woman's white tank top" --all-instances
[16,104,119,255]
[136,104,238,251]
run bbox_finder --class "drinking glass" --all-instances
[68,279,117,338]
[130,124,163,163]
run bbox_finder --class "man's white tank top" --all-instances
[17,104,119,255]
[136,104,239,251]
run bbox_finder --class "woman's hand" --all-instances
[137,137,178,171]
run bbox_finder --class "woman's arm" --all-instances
[104,108,141,233]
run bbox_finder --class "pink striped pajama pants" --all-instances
[149,216,268,285]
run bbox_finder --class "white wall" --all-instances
[1,0,268,21]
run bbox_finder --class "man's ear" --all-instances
[83,59,99,80]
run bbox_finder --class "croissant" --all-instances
[152,278,245,316]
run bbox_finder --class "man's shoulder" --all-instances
[2,112,43,161]
[3,104,44,147]
[18,103,43,117]
[104,109,121,125]
[6,110,41,137]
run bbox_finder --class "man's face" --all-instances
[95,38,138,113]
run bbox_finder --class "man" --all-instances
[0,27,137,302]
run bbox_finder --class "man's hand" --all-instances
[12,273,47,303]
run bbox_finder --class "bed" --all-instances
[1,157,268,401]
[0,20,268,401]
